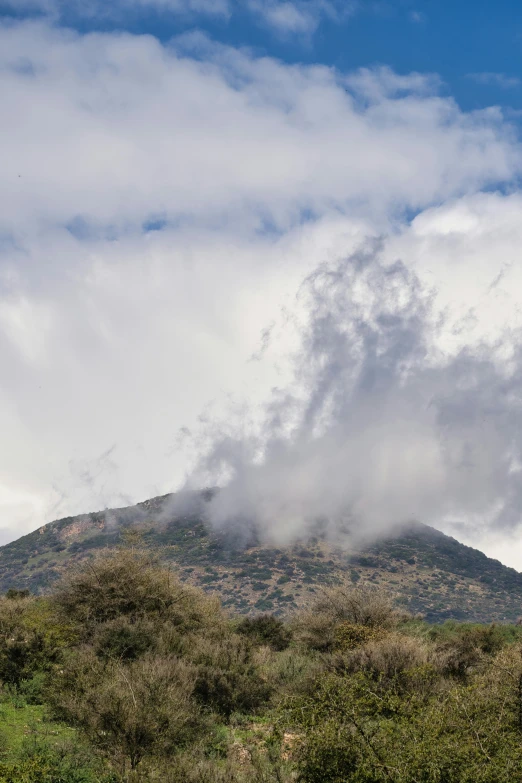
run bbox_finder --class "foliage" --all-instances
[189,634,272,718]
[51,549,223,635]
[283,647,522,782]
[0,596,75,688]
[334,622,387,652]
[0,742,117,783]
[2,546,522,782]
[48,649,204,773]
[236,615,292,651]
[293,583,402,652]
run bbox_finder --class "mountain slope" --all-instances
[1,492,521,623]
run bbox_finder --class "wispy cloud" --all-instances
[1,0,355,36]
[246,0,356,36]
[467,72,521,89]
[409,10,426,24]
[0,0,231,20]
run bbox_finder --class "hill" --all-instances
[1,491,521,623]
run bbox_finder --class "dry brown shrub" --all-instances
[430,625,511,681]
[343,632,430,680]
[186,633,273,717]
[312,582,404,628]
[293,582,404,652]
[260,646,326,699]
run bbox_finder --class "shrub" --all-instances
[18,671,47,704]
[236,615,292,651]
[341,633,431,686]
[296,723,361,783]
[311,582,402,629]
[293,583,403,652]
[427,623,513,680]
[292,610,338,652]
[5,589,30,600]
[334,622,387,652]
[93,617,156,662]
[0,596,74,686]
[189,635,272,718]
[51,548,224,637]
[261,647,325,699]
[48,648,204,774]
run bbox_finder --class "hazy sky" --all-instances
[3,0,522,568]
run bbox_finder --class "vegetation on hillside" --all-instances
[1,493,522,623]
[1,545,522,781]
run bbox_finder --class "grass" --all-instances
[0,697,75,762]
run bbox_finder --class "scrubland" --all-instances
[1,547,522,782]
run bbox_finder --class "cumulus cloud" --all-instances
[2,21,522,565]
[0,23,519,239]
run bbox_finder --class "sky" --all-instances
[2,1,522,568]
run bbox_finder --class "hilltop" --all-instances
[1,491,521,623]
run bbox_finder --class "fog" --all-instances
[180,242,522,550]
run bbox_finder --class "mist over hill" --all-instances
[1,490,521,624]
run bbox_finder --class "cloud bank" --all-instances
[2,24,517,238]
[1,20,522,565]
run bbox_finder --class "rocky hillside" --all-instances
[1,492,521,623]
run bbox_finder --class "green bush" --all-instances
[94,618,155,662]
[283,645,522,783]
[0,597,74,687]
[48,649,204,774]
[51,549,223,637]
[190,635,272,718]
[0,742,117,783]
[18,671,47,705]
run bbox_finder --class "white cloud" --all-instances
[249,1,318,35]
[2,21,522,567]
[0,23,518,237]
[246,0,355,35]
[2,0,352,33]
[1,0,230,19]
[345,65,441,101]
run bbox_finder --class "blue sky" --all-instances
[3,0,522,568]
